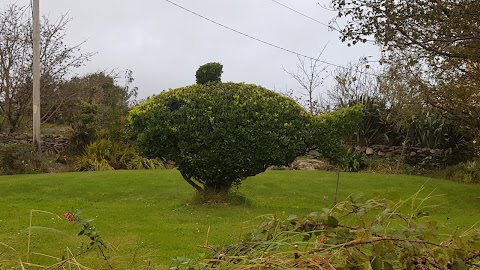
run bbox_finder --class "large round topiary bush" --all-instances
[128,82,311,194]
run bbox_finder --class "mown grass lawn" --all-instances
[1,170,479,268]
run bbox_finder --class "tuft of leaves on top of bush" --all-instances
[195,62,223,85]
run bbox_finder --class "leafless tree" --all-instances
[327,58,380,108]
[283,45,329,115]
[0,4,94,133]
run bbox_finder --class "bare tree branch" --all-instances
[0,3,94,132]
[283,44,330,115]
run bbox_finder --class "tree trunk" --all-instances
[179,169,233,196]
[333,166,340,206]
[179,170,203,192]
[203,182,232,196]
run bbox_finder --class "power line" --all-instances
[270,0,376,45]
[164,0,379,76]
[164,0,340,67]
[269,0,334,31]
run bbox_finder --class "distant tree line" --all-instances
[0,3,136,148]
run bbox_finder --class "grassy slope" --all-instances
[0,170,479,268]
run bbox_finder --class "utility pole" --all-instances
[32,0,41,151]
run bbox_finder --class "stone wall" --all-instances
[361,145,445,158]
[360,145,449,167]
[0,133,70,154]
[307,144,451,167]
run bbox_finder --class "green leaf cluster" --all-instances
[310,104,364,167]
[63,210,112,268]
[75,139,164,171]
[195,62,223,85]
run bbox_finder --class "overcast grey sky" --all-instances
[1,0,380,99]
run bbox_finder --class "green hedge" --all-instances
[129,82,311,194]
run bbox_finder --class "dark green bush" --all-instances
[310,105,364,167]
[195,62,223,84]
[345,150,365,172]
[129,82,311,194]
[75,139,164,171]
[444,158,480,184]
[405,112,474,166]
[407,112,470,150]
[0,143,45,175]
[69,101,98,149]
[341,95,401,147]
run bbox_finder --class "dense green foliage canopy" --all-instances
[64,72,137,148]
[311,105,364,167]
[129,82,311,193]
[331,0,480,137]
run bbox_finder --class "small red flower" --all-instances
[63,212,76,222]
